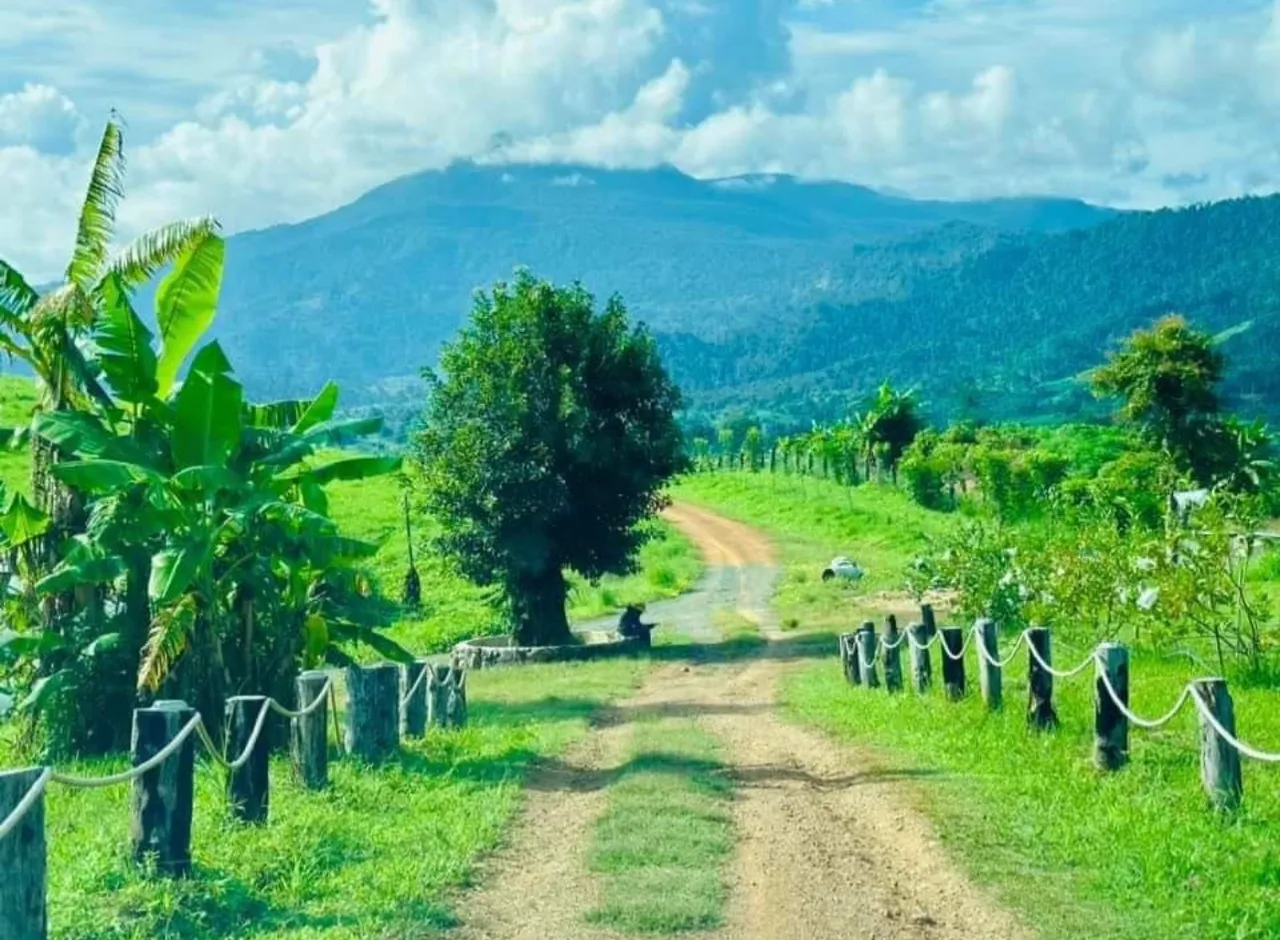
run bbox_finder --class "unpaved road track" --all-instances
[452,504,1028,940]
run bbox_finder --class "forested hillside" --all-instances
[669,196,1280,429]
[188,163,1113,406]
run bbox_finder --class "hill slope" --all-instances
[667,196,1280,427]
[204,162,1115,403]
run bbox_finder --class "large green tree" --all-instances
[413,272,687,646]
[1090,315,1224,481]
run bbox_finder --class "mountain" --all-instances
[206,162,1116,405]
[665,196,1280,431]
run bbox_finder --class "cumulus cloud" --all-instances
[4,0,1280,279]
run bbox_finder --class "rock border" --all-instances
[452,630,642,670]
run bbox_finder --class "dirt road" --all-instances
[452,503,1028,940]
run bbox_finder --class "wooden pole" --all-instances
[976,619,1002,711]
[1026,627,1058,730]
[448,669,469,728]
[225,696,270,824]
[130,700,196,876]
[345,664,401,761]
[0,767,47,940]
[907,622,932,694]
[940,627,966,701]
[1093,644,1129,771]
[291,671,329,789]
[1194,678,1243,811]
[883,615,903,693]
[920,603,937,638]
[838,633,861,685]
[401,660,429,738]
[856,622,880,689]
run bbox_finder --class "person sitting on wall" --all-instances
[618,604,656,647]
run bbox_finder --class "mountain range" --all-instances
[17,161,1279,435]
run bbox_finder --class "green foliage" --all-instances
[413,271,688,646]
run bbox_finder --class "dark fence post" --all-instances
[940,628,966,701]
[401,660,429,738]
[291,671,330,789]
[130,700,196,876]
[226,696,270,824]
[976,619,1003,711]
[883,615,903,693]
[1026,627,1058,730]
[1194,678,1243,811]
[345,664,401,761]
[907,622,932,693]
[428,665,469,729]
[856,622,880,689]
[0,767,47,940]
[1094,644,1129,771]
[838,633,861,685]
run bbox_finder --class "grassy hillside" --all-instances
[683,469,1280,940]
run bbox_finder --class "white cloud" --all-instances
[4,0,1280,281]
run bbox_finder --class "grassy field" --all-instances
[33,658,648,940]
[0,374,36,495]
[683,469,1280,940]
[587,719,733,932]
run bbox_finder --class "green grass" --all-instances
[0,374,36,495]
[784,641,1280,940]
[28,658,648,940]
[674,471,953,630]
[327,473,702,655]
[587,719,734,932]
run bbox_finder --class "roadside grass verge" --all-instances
[587,720,734,932]
[31,659,648,940]
[783,653,1280,940]
[674,471,953,631]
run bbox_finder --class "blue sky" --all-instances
[3,0,1280,279]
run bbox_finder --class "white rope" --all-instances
[49,713,205,788]
[223,699,273,772]
[0,767,52,841]
[937,626,975,661]
[1027,637,1096,679]
[399,665,430,708]
[1095,663,1194,730]
[907,629,940,651]
[268,678,334,719]
[881,630,908,650]
[1189,685,1280,763]
[974,628,1029,669]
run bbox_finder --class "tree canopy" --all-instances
[413,272,687,646]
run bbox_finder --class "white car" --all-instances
[821,556,864,583]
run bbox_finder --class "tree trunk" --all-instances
[513,569,572,647]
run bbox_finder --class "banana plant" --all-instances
[31,286,405,738]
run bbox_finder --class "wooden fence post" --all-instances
[225,696,270,824]
[920,603,937,638]
[976,619,1003,711]
[940,628,966,701]
[838,633,861,685]
[291,671,329,789]
[856,622,880,689]
[427,665,469,728]
[883,615,903,693]
[401,660,429,738]
[130,700,196,876]
[1194,679,1243,811]
[907,622,932,694]
[1094,644,1129,771]
[1026,627,1058,730]
[345,664,401,761]
[0,767,47,940]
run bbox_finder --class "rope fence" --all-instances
[0,660,469,939]
[838,603,1280,814]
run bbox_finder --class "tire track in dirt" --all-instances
[449,503,1030,940]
